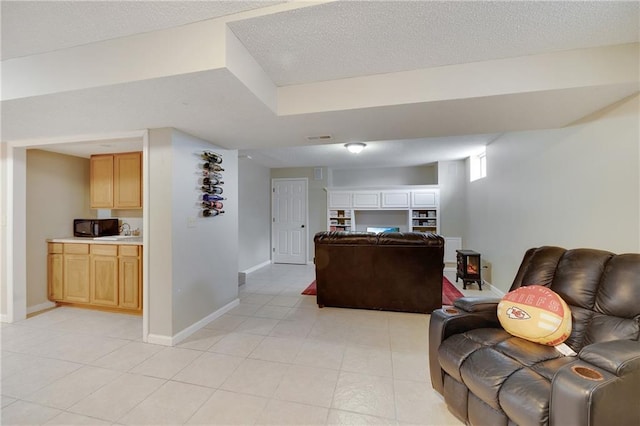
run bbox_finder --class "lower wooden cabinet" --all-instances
[119,255,140,309]
[90,245,119,307]
[63,243,90,303]
[48,242,142,313]
[47,244,64,301]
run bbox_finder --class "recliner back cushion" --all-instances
[549,249,613,350]
[512,247,639,352]
[583,254,640,346]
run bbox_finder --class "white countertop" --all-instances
[48,236,143,245]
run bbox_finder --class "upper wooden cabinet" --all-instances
[91,152,142,209]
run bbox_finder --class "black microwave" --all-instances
[73,219,119,238]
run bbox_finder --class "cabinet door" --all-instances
[48,254,64,301]
[411,190,439,207]
[64,254,90,303]
[381,191,410,208]
[328,191,352,208]
[91,255,118,306]
[353,191,380,208]
[119,256,141,310]
[114,152,142,209]
[90,155,114,208]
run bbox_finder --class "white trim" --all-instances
[241,260,272,274]
[146,298,240,346]
[483,280,505,298]
[171,298,239,346]
[146,334,174,346]
[141,130,150,343]
[6,130,147,147]
[444,270,505,298]
[271,178,309,265]
[26,301,56,315]
[2,130,148,328]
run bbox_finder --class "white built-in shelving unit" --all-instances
[325,186,440,234]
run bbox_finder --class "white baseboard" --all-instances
[444,268,505,298]
[147,298,240,347]
[241,260,271,274]
[482,280,505,298]
[146,333,173,346]
[27,301,56,315]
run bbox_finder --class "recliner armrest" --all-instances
[550,340,640,426]
[579,339,640,376]
[428,305,501,395]
[453,296,501,313]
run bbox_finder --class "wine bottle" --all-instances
[202,170,223,179]
[204,163,224,172]
[203,208,224,217]
[202,151,223,164]
[202,201,224,209]
[203,177,224,186]
[203,194,225,202]
[201,185,223,194]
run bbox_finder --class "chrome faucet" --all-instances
[120,222,131,236]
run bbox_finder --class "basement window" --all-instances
[470,150,487,182]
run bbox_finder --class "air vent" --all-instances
[306,135,333,142]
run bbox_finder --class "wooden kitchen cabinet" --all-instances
[90,152,142,209]
[118,245,141,310]
[47,243,64,301]
[114,152,142,209]
[90,245,118,307]
[63,243,90,303]
[48,242,142,313]
[90,155,114,208]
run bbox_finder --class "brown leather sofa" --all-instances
[314,231,444,313]
[429,246,640,426]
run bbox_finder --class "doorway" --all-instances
[1,131,149,342]
[271,178,308,264]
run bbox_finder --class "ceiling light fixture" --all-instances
[345,142,366,154]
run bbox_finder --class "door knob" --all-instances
[301,224,305,228]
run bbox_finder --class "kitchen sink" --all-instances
[93,235,140,241]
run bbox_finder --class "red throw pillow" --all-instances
[497,285,572,346]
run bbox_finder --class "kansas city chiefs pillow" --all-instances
[497,285,571,346]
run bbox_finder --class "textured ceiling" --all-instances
[229,1,640,86]
[2,1,638,168]
[1,1,281,60]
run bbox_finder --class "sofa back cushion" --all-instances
[510,247,640,352]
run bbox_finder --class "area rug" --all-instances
[301,276,465,305]
[442,276,464,305]
[301,280,317,295]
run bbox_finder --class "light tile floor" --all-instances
[1,264,470,425]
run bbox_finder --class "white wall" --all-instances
[169,129,239,335]
[148,129,174,338]
[465,94,640,292]
[26,150,91,309]
[330,165,437,187]
[238,157,271,271]
[437,160,466,238]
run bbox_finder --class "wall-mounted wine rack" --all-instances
[201,151,225,217]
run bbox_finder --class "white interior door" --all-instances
[272,178,308,264]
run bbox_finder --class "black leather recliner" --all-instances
[429,246,640,426]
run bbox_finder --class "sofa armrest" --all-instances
[453,296,501,313]
[550,340,640,426]
[578,339,640,376]
[428,305,501,395]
